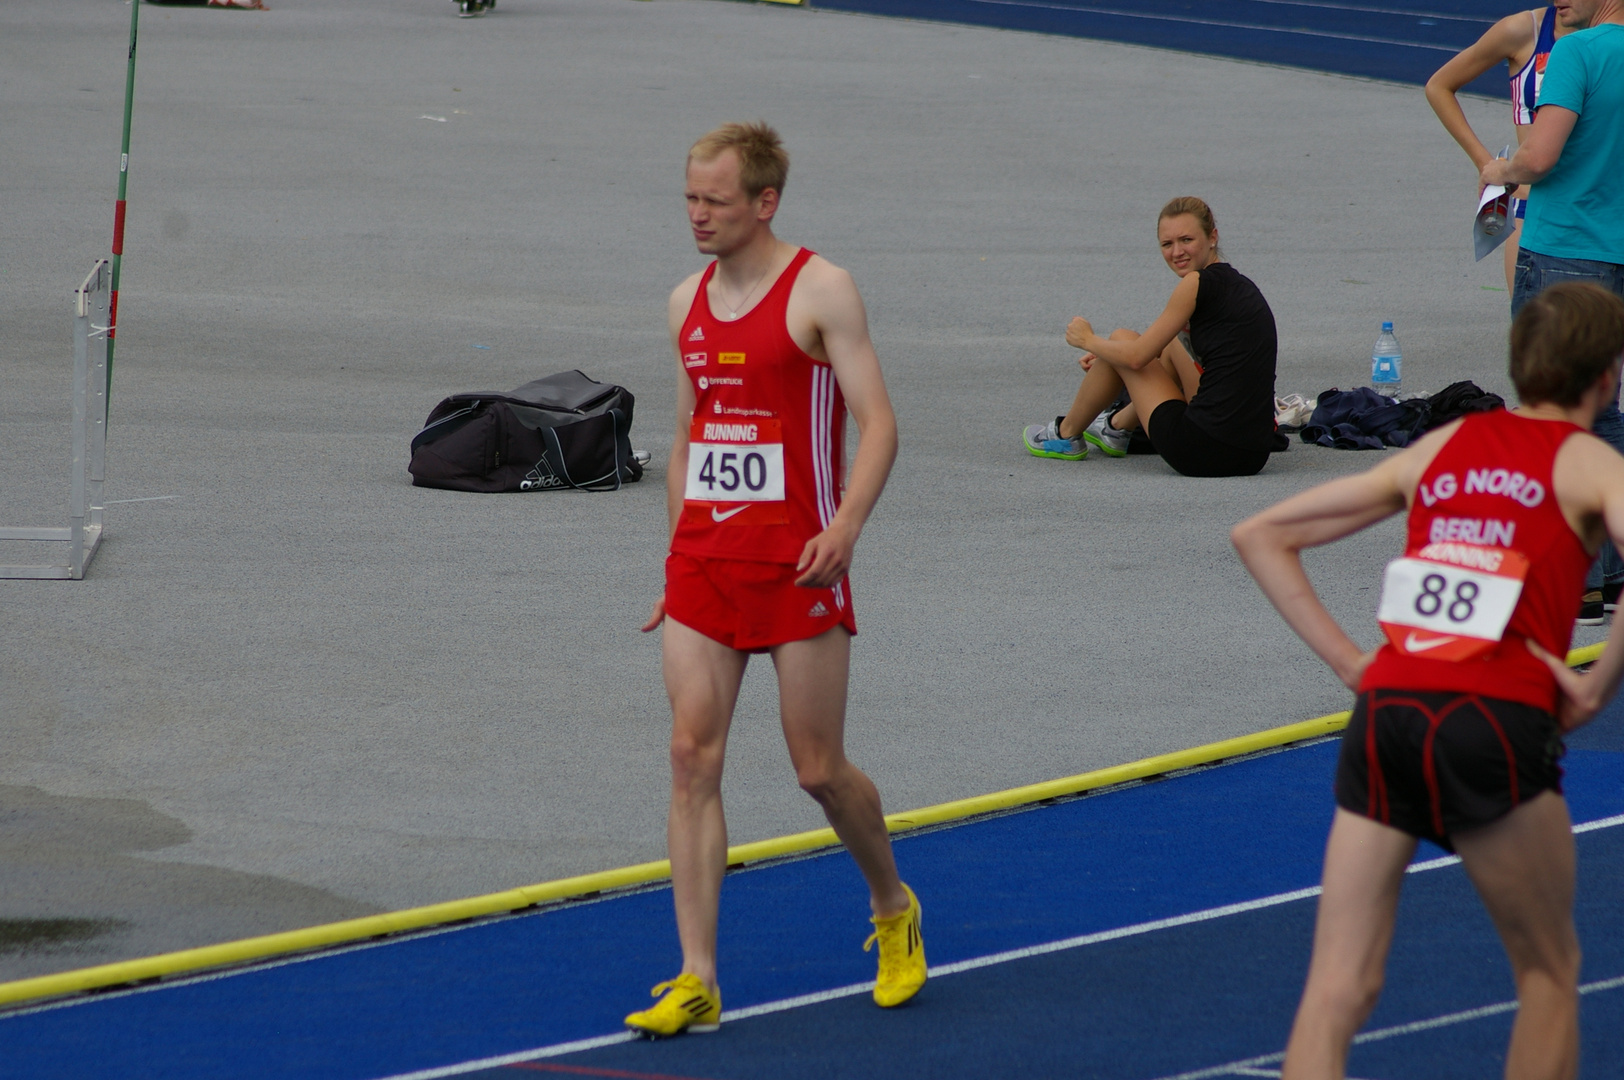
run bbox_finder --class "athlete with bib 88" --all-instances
[1233,282,1624,1080]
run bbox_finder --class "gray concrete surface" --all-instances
[1,0,1603,982]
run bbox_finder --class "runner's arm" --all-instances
[796,263,897,589]
[1528,438,1624,728]
[643,278,703,632]
[667,367,697,543]
[1066,271,1199,370]
[1481,105,1578,190]
[1232,458,1414,689]
[1425,15,1533,171]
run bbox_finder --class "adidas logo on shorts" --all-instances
[808,601,829,618]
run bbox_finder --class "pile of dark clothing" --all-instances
[1299,381,1505,450]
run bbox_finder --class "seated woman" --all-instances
[1022,197,1278,477]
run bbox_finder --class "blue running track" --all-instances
[810,0,1523,98]
[1,696,1622,1080]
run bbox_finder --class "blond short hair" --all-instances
[689,122,789,200]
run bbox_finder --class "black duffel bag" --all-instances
[409,370,643,492]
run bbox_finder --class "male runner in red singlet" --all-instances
[626,122,923,1038]
[1234,282,1624,1080]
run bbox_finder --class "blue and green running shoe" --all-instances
[1022,417,1088,460]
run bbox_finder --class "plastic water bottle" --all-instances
[1372,321,1402,398]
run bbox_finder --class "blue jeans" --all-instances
[1589,403,1624,589]
[1509,249,1624,588]
[1510,248,1624,316]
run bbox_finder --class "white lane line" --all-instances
[931,887,1323,977]
[377,1032,638,1080]
[723,980,872,1021]
[690,889,1330,1027]
[105,495,178,504]
[1576,811,1624,834]
[1145,975,1624,1080]
[1234,0,1487,23]
[374,812,1624,1080]
[958,0,1464,53]
[1397,812,1624,880]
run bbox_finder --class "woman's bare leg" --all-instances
[1454,791,1581,1080]
[1282,809,1416,1080]
[1163,335,1202,399]
[1058,360,1124,440]
[1062,329,1207,439]
[1104,329,1196,427]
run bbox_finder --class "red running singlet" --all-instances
[1361,409,1590,712]
[670,248,845,565]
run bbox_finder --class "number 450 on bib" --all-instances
[684,417,788,525]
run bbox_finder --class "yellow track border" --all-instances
[0,642,1603,1011]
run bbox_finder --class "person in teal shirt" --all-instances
[1485,0,1624,310]
[1484,0,1624,625]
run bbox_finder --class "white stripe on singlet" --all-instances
[810,364,845,610]
[810,365,837,530]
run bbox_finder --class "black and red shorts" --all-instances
[665,553,857,653]
[1335,689,1565,851]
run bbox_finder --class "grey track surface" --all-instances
[1,0,1604,981]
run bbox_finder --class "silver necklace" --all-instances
[719,260,774,319]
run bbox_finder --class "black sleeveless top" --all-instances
[1184,263,1277,451]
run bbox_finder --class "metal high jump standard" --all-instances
[0,262,112,580]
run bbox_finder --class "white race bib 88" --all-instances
[1376,544,1528,661]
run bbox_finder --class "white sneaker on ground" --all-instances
[1083,414,1131,457]
[1275,394,1315,431]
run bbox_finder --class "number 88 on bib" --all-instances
[1376,544,1529,662]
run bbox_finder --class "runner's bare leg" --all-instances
[1454,791,1581,1080]
[773,625,910,918]
[663,617,750,992]
[1282,809,1416,1080]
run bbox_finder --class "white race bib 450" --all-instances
[1376,542,1528,661]
[684,417,788,525]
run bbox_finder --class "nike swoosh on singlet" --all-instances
[1405,632,1458,652]
[711,505,748,522]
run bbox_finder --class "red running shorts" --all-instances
[664,553,857,653]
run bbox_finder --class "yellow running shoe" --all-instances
[624,973,721,1038]
[864,883,926,1007]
